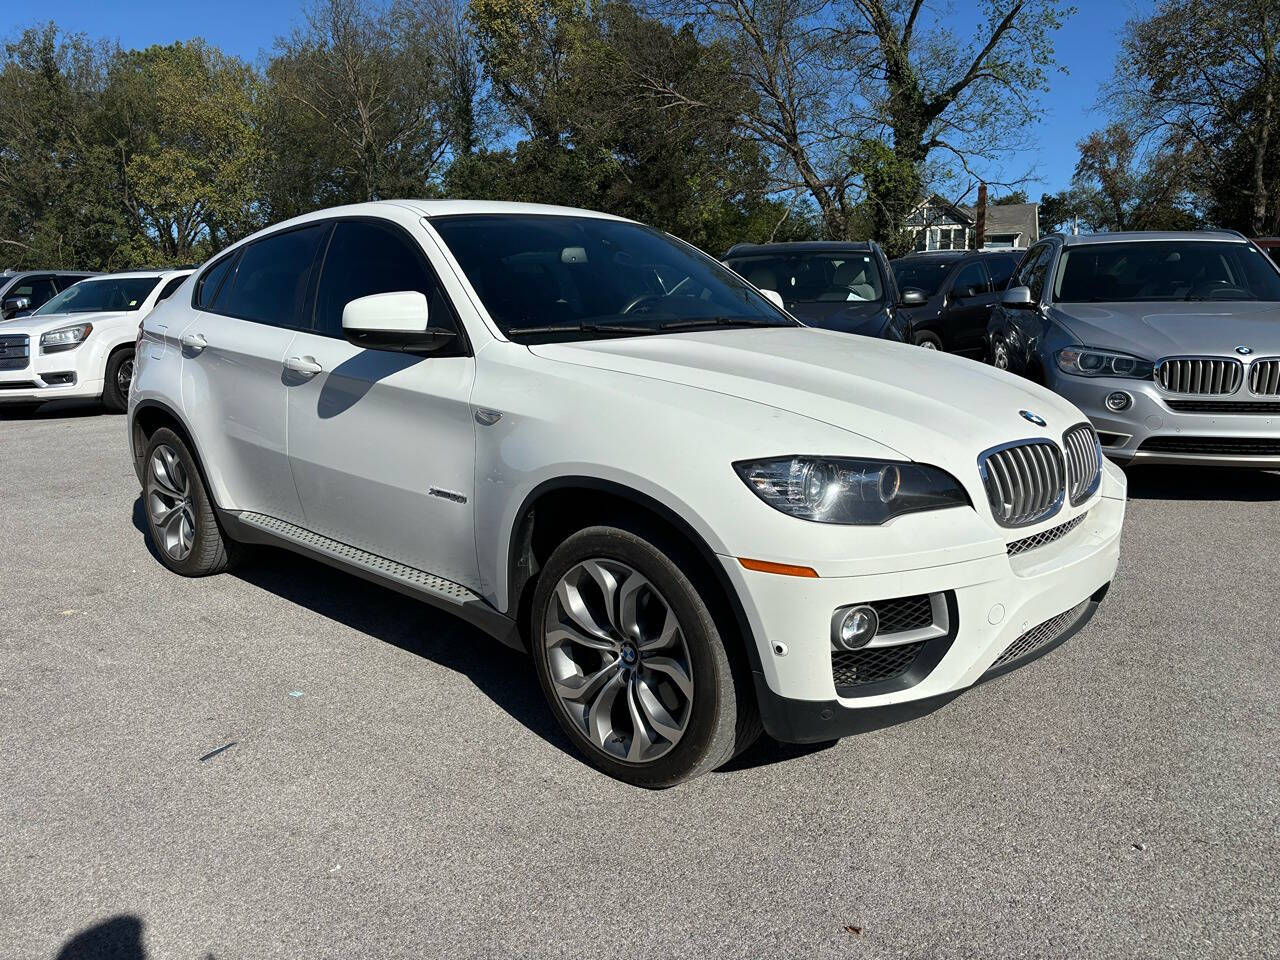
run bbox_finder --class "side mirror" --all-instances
[342,291,456,355]
[898,288,927,307]
[760,288,785,310]
[2,295,32,317]
[1001,285,1034,309]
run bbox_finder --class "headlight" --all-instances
[40,323,93,353]
[733,456,970,524]
[1056,346,1152,379]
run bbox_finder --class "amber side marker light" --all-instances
[738,557,820,578]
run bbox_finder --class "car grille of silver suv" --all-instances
[1156,357,1243,394]
[0,334,30,371]
[1062,422,1102,506]
[1249,358,1280,396]
[978,439,1065,528]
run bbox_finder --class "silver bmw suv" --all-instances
[987,231,1280,466]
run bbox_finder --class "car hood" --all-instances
[786,300,892,337]
[529,327,1084,464]
[1051,301,1280,358]
[0,310,130,335]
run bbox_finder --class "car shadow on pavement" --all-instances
[55,914,146,960]
[130,498,572,756]
[0,399,106,420]
[1123,465,1280,501]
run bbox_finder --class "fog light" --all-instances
[1105,391,1132,412]
[834,604,879,650]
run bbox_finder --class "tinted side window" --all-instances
[987,256,1018,290]
[1015,244,1053,300]
[156,276,187,303]
[313,219,457,337]
[952,261,989,295]
[196,254,237,308]
[1026,246,1056,301]
[56,275,91,291]
[219,224,328,327]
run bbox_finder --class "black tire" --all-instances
[141,427,236,577]
[531,524,757,788]
[102,347,134,413]
[913,330,944,351]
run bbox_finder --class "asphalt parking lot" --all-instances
[2,402,1277,959]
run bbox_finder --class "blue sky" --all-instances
[3,0,1135,196]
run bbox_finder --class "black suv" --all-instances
[0,271,96,320]
[722,241,909,341]
[890,250,1022,355]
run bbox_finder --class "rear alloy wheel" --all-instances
[102,347,134,412]
[142,427,236,576]
[531,525,754,787]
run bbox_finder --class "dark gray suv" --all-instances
[722,241,909,341]
[986,230,1280,466]
[891,249,1022,355]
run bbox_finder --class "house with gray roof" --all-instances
[905,196,1040,251]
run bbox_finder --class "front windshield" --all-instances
[1055,242,1280,303]
[35,277,161,315]
[890,259,953,297]
[727,252,886,303]
[430,215,796,342]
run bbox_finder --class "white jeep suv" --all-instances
[128,201,1125,787]
[1,269,191,412]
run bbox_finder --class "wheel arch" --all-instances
[130,400,219,507]
[504,476,764,678]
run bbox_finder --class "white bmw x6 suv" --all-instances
[128,201,1126,787]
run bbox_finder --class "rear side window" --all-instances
[987,256,1018,290]
[156,276,187,303]
[312,219,457,337]
[218,224,329,327]
[951,261,989,295]
[195,254,236,308]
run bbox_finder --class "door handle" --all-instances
[284,355,323,375]
[180,333,207,353]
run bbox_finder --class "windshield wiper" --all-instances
[505,321,661,337]
[660,315,793,331]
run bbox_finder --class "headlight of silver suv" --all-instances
[40,322,93,353]
[733,456,970,524]
[1055,346,1153,379]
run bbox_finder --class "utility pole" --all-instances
[974,183,987,250]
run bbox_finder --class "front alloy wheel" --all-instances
[543,559,694,764]
[531,525,756,787]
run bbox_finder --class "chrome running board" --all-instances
[226,510,521,650]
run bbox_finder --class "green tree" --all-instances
[1114,0,1279,233]
[100,41,265,264]
[0,25,123,268]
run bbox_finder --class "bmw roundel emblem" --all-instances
[1020,410,1047,427]
[1236,345,1253,356]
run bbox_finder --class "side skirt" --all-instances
[220,509,523,651]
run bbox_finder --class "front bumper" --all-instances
[0,341,102,403]
[1047,369,1280,467]
[723,473,1125,743]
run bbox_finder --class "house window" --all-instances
[933,227,966,251]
